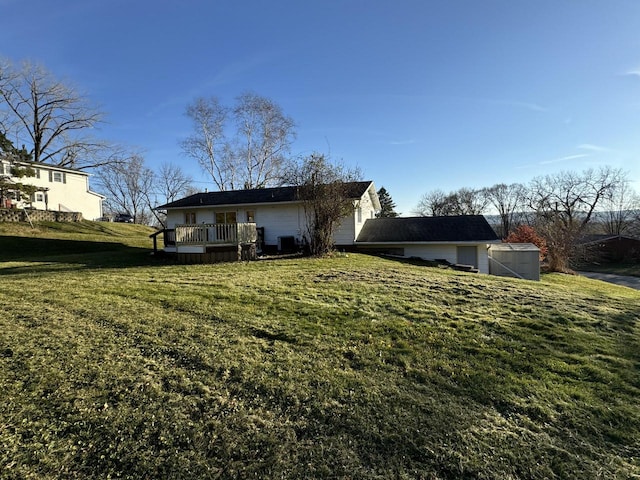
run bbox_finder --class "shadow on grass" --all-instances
[0,236,176,274]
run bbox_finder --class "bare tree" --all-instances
[414,189,452,216]
[148,162,194,226]
[526,166,625,271]
[453,187,488,215]
[599,179,639,236]
[482,183,526,237]
[96,155,154,224]
[288,153,362,256]
[232,92,295,189]
[414,187,487,216]
[181,97,234,190]
[0,58,112,170]
[181,93,295,191]
[156,162,194,204]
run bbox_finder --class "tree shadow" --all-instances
[0,236,176,275]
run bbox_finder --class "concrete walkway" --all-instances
[577,271,640,290]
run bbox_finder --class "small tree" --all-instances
[289,153,362,256]
[96,155,153,224]
[504,225,547,260]
[376,186,399,217]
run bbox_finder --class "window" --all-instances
[35,192,44,202]
[215,211,237,224]
[1,163,10,175]
[357,207,362,223]
[246,210,255,223]
[185,212,196,224]
[49,171,66,183]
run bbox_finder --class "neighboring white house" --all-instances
[0,159,104,220]
[355,216,500,274]
[156,181,381,253]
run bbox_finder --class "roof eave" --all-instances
[157,199,303,211]
[356,240,501,245]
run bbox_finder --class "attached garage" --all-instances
[488,243,540,281]
[355,216,500,274]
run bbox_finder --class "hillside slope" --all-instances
[0,225,638,478]
[0,220,156,265]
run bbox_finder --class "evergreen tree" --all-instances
[376,186,399,217]
[0,131,36,207]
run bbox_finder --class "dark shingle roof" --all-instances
[356,216,499,243]
[578,234,640,245]
[157,181,374,209]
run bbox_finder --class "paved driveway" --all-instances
[577,271,640,290]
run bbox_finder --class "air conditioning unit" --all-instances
[277,235,296,253]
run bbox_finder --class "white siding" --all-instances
[254,204,305,245]
[165,210,186,228]
[488,244,540,280]
[2,162,103,220]
[475,245,490,274]
[333,209,356,246]
[354,190,377,240]
[163,183,378,249]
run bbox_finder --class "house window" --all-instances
[35,168,40,179]
[34,192,44,202]
[49,171,66,183]
[357,207,362,223]
[246,210,255,223]
[215,211,237,224]
[185,212,196,224]
[1,163,10,175]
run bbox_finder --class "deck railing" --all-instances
[174,223,257,246]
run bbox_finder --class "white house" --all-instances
[155,183,503,271]
[156,181,381,254]
[355,216,500,273]
[0,159,104,220]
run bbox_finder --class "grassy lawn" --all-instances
[1,222,639,479]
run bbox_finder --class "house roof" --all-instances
[157,181,375,209]
[578,234,640,245]
[7,159,89,175]
[356,216,499,243]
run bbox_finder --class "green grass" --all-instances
[1,222,639,479]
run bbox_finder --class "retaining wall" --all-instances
[0,208,83,223]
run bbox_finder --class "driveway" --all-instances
[577,271,640,290]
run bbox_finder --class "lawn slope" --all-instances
[0,222,639,479]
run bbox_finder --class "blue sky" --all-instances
[2,0,640,214]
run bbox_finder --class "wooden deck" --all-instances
[150,223,258,263]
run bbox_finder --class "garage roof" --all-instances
[356,216,499,243]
